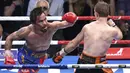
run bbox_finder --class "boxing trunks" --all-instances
[18,45,47,73]
[75,51,113,73]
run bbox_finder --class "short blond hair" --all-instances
[36,0,49,9]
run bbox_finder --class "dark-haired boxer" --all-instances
[4,7,78,73]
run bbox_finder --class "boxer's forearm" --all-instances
[54,21,73,29]
[60,41,78,56]
[5,37,13,50]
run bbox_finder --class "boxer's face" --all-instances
[36,13,48,29]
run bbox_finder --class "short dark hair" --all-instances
[94,1,109,17]
[30,7,48,24]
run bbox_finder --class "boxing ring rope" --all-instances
[0,64,130,69]
[0,40,130,45]
[0,16,130,21]
[1,16,130,70]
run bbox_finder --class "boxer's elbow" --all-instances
[119,32,123,40]
[115,31,123,40]
[6,36,13,43]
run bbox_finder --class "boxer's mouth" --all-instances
[41,27,48,33]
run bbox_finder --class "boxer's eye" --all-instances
[39,20,43,22]
[39,20,43,24]
[43,7,48,10]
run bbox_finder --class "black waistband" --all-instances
[80,53,106,64]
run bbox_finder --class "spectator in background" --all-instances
[36,0,50,15]
[118,10,129,40]
[27,0,49,16]
[116,0,130,17]
[27,0,39,16]
[48,0,64,16]
[4,0,24,16]
[27,0,64,16]
[2,0,25,34]
[63,0,91,55]
[23,0,30,16]
[115,0,130,47]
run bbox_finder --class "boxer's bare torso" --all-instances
[25,24,56,51]
[83,20,121,56]
[63,18,122,57]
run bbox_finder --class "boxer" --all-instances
[53,1,123,73]
[4,7,78,73]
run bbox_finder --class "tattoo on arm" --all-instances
[5,28,26,50]
[15,28,26,39]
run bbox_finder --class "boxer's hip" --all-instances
[76,51,113,73]
[18,45,47,64]
[79,51,106,64]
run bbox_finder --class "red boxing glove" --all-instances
[62,12,78,23]
[4,56,16,65]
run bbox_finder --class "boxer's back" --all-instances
[83,21,117,56]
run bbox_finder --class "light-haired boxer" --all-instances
[53,1,123,73]
[4,7,78,73]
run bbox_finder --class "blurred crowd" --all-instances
[0,0,130,56]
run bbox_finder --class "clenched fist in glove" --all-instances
[52,52,63,64]
[107,19,116,27]
[62,12,78,24]
[52,48,68,64]
[4,50,16,65]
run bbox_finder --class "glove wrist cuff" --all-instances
[59,48,68,56]
[107,19,116,27]
[4,50,13,57]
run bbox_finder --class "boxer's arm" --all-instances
[107,19,123,40]
[5,27,29,50]
[50,12,78,29]
[4,27,30,65]
[114,26,123,40]
[52,26,85,63]
[50,21,72,29]
[59,25,85,56]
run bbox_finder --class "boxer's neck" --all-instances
[97,17,107,22]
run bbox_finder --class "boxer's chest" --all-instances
[25,30,54,45]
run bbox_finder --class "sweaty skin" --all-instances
[62,18,123,57]
[5,13,73,52]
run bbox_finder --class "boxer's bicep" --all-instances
[12,27,28,40]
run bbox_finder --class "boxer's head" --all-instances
[94,1,109,19]
[30,7,48,29]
